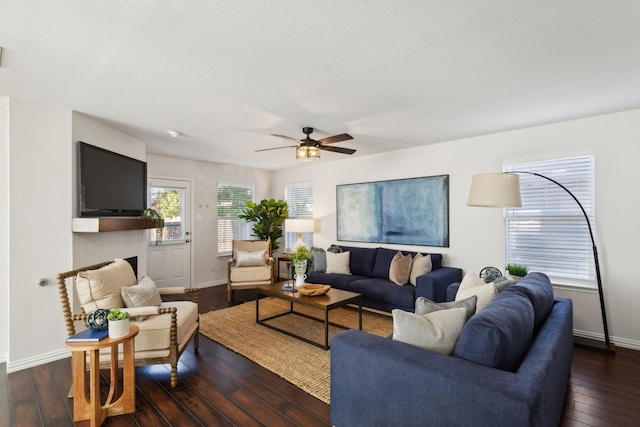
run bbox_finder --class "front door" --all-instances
[147,178,192,287]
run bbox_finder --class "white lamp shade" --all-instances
[467,173,522,207]
[285,219,315,233]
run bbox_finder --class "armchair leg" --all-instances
[170,363,178,388]
[194,326,199,352]
[228,289,233,304]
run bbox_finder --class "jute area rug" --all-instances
[199,297,393,404]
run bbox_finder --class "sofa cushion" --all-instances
[455,271,497,312]
[513,272,554,334]
[372,247,398,279]
[306,272,366,289]
[76,259,137,314]
[409,253,432,286]
[389,251,413,285]
[339,245,377,276]
[230,265,271,282]
[415,295,477,320]
[326,251,351,274]
[453,288,534,372]
[392,307,467,354]
[348,278,416,308]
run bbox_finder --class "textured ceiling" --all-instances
[1,1,640,170]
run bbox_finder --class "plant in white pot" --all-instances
[107,308,130,339]
[290,245,311,289]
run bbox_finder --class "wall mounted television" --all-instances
[78,141,147,217]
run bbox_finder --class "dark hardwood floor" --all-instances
[2,285,639,426]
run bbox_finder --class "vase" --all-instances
[292,259,307,289]
[108,318,130,339]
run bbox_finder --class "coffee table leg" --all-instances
[359,302,362,330]
[325,309,330,350]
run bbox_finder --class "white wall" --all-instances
[147,154,272,287]
[271,108,640,350]
[71,112,150,273]
[0,97,9,363]
[7,99,73,370]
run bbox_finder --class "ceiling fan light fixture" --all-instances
[296,146,320,161]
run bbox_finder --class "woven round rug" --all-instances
[199,297,392,404]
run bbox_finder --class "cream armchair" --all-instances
[57,258,199,388]
[227,239,275,303]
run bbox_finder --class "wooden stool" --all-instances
[65,325,139,427]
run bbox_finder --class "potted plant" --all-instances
[505,263,528,280]
[239,199,289,253]
[107,308,130,339]
[290,245,311,288]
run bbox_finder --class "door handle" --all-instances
[185,239,190,243]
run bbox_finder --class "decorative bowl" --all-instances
[297,284,331,296]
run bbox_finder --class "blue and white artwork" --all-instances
[337,175,449,247]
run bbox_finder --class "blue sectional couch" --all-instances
[306,245,462,312]
[330,272,573,427]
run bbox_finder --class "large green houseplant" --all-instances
[239,199,289,253]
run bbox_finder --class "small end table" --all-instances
[65,325,139,427]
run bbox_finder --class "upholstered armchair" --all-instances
[227,239,275,303]
[57,258,199,388]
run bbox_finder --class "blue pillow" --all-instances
[453,289,534,372]
[513,272,554,334]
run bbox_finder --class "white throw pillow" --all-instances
[455,271,497,313]
[122,276,162,308]
[75,258,137,314]
[325,251,351,274]
[236,249,266,267]
[409,253,432,286]
[392,307,467,355]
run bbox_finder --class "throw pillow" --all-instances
[122,276,162,308]
[310,247,327,273]
[409,253,433,286]
[415,295,477,320]
[325,251,351,274]
[327,244,343,253]
[455,271,497,313]
[236,249,266,267]
[392,307,467,355]
[76,258,137,314]
[389,251,413,286]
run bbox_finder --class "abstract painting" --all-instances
[336,175,449,247]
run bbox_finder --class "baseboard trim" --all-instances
[573,329,640,351]
[0,352,7,364]
[7,348,70,373]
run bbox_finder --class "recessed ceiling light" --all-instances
[166,130,182,138]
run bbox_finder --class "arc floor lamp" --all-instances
[467,172,614,353]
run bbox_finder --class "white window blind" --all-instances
[504,156,595,288]
[217,184,254,256]
[285,182,313,250]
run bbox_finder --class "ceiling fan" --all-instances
[256,127,355,161]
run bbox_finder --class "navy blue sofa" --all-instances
[330,273,573,427]
[306,245,462,312]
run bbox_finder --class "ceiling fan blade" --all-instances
[271,134,300,141]
[319,145,356,155]
[255,145,297,152]
[319,133,353,145]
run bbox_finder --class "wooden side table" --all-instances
[65,325,139,427]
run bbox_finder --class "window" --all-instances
[149,185,186,243]
[284,182,313,250]
[504,156,595,288]
[217,184,254,256]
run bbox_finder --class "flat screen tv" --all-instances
[78,141,147,217]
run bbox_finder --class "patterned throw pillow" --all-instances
[309,247,327,273]
[415,295,477,320]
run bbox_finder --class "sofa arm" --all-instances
[415,266,462,302]
[331,330,537,427]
